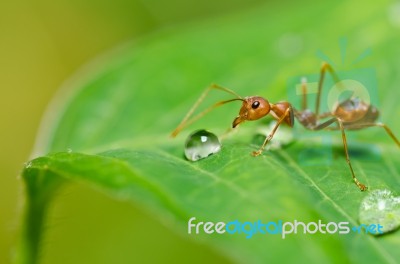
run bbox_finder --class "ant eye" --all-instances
[252,101,260,109]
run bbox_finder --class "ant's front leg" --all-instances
[252,108,291,156]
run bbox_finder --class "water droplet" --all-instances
[67,148,72,153]
[184,129,221,161]
[359,189,400,234]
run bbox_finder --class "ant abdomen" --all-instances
[334,98,379,125]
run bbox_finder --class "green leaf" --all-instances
[19,0,400,263]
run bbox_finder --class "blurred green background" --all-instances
[0,1,265,263]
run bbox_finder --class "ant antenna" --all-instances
[171,84,244,137]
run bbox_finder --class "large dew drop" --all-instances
[359,189,400,234]
[184,129,221,161]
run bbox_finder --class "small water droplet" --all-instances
[184,129,221,161]
[67,148,72,153]
[359,189,400,234]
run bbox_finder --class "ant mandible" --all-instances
[171,62,400,191]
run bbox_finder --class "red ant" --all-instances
[171,62,400,191]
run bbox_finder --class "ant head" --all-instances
[232,96,270,128]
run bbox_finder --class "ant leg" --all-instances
[171,84,243,137]
[342,122,400,147]
[310,117,368,191]
[317,112,333,119]
[301,77,308,110]
[337,120,368,191]
[310,117,337,130]
[252,108,291,156]
[315,62,342,118]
